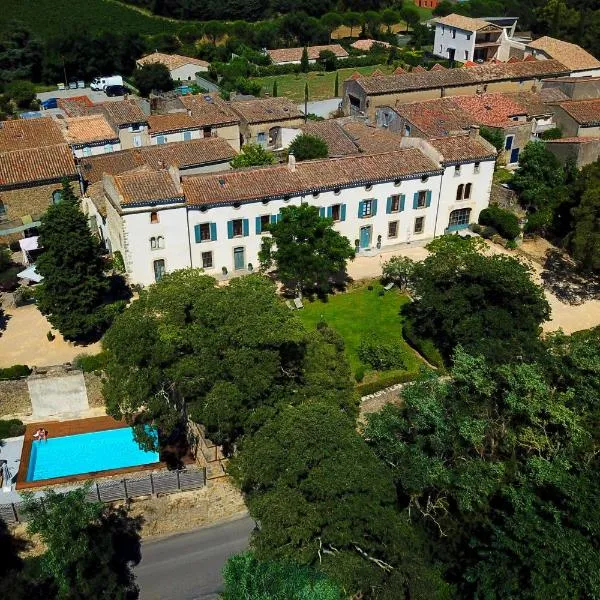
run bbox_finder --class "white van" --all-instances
[90,75,124,91]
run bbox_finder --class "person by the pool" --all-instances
[33,428,48,441]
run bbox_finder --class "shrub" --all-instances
[479,205,520,240]
[540,127,562,140]
[403,319,446,371]
[0,364,31,380]
[112,251,125,272]
[47,331,55,342]
[73,351,108,373]
[505,239,518,250]
[480,226,497,239]
[367,284,374,291]
[354,366,365,382]
[356,370,420,396]
[358,336,406,371]
[0,419,25,438]
[470,223,483,234]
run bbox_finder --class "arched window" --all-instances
[456,184,464,201]
[464,183,472,199]
[150,211,159,224]
[157,236,164,249]
[150,237,157,250]
[52,189,63,205]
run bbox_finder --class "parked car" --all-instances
[90,75,124,91]
[105,85,128,97]
[41,97,58,110]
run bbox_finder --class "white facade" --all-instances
[73,141,122,159]
[170,64,209,81]
[434,24,476,63]
[150,128,204,145]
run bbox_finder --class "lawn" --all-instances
[0,0,181,40]
[298,281,425,388]
[253,64,396,103]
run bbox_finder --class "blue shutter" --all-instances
[327,206,332,218]
[210,222,217,241]
[243,218,249,237]
[227,220,234,239]
[270,214,278,224]
[277,213,282,223]
[413,192,419,209]
[372,199,378,216]
[400,194,405,212]
[386,196,392,214]
[357,201,364,218]
[194,224,201,243]
[340,204,346,221]
[255,216,262,234]
[426,190,432,208]
[319,207,325,218]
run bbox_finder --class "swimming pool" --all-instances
[26,427,159,482]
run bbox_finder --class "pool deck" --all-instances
[16,415,162,490]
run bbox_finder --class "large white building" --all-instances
[83,133,496,286]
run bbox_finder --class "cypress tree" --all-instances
[272,79,278,97]
[300,46,309,73]
[334,71,339,97]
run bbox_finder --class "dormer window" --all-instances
[421,175,429,183]
[365,184,373,191]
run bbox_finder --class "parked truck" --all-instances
[90,75,124,91]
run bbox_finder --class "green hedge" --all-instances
[0,365,32,380]
[73,352,108,373]
[403,319,446,372]
[356,370,420,396]
[0,419,25,438]
[479,205,520,240]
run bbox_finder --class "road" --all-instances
[136,515,253,600]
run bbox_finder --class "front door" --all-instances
[233,246,245,270]
[153,259,166,282]
[359,226,371,249]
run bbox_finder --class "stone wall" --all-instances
[83,373,105,408]
[0,379,31,417]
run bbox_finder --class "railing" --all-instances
[0,466,206,524]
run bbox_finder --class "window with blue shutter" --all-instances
[386,197,392,214]
[319,207,326,218]
[340,204,346,221]
[183,130,192,141]
[227,220,234,239]
[400,194,405,212]
[194,224,201,243]
[372,199,377,216]
[326,206,333,218]
[243,218,249,237]
[359,200,373,218]
[357,201,364,218]
[270,214,278,224]
[255,216,262,234]
[195,223,213,243]
[426,190,432,208]
[210,222,217,241]
[413,192,419,210]
[157,135,166,145]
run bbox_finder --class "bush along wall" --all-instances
[478,205,521,240]
[0,365,32,380]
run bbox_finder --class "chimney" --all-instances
[187,109,192,117]
[288,152,296,172]
[468,125,480,138]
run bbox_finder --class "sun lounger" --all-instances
[383,282,395,291]
[293,297,304,309]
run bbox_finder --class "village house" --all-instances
[136,52,210,81]
[101,99,150,150]
[551,98,600,138]
[0,117,65,151]
[541,76,600,101]
[343,59,570,120]
[267,44,349,65]
[83,134,495,286]
[61,114,121,158]
[524,37,600,77]
[147,113,221,146]
[544,136,600,169]
[230,97,305,150]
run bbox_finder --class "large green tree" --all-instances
[35,180,120,341]
[364,345,600,598]
[288,133,328,161]
[22,487,140,599]
[131,62,174,97]
[230,143,275,168]
[404,236,550,363]
[259,204,354,297]
[102,271,356,451]
[231,402,448,598]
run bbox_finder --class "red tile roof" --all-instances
[136,52,209,70]
[300,120,360,157]
[178,94,240,127]
[394,97,474,136]
[0,118,65,151]
[527,36,600,72]
[557,98,600,125]
[430,63,447,71]
[102,100,148,127]
[230,97,304,124]
[393,66,406,75]
[427,134,497,164]
[63,115,119,144]
[148,113,214,135]
[341,121,404,154]
[412,65,427,73]
[449,93,528,127]
[0,144,77,186]
[435,13,495,32]
[113,166,184,206]
[58,96,95,117]
[267,44,349,64]
[350,39,391,51]
[183,149,441,207]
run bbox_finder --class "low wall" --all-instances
[0,379,31,417]
[28,366,89,418]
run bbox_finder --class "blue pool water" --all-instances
[26,427,159,482]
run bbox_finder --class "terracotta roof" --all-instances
[267,44,349,64]
[350,39,391,51]
[63,115,118,144]
[351,59,570,95]
[148,113,214,135]
[412,65,427,73]
[528,37,600,72]
[507,56,520,64]
[447,93,528,127]
[79,137,236,184]
[349,71,362,80]
[112,166,183,206]
[430,63,447,71]
[58,96,95,117]
[341,121,404,154]
[371,69,385,77]
[86,181,107,217]
[136,52,209,71]
[300,120,360,157]
[393,67,406,75]
[427,134,497,164]
[0,118,65,151]
[393,97,474,136]
[435,14,496,32]
[183,149,441,207]
[538,87,570,104]
[230,97,303,124]
[178,94,240,127]
[503,91,553,117]
[102,100,148,127]
[557,98,600,126]
[0,144,77,186]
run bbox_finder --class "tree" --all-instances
[230,143,276,168]
[432,0,453,16]
[222,551,343,599]
[318,49,337,71]
[22,486,140,599]
[5,80,37,109]
[35,180,119,341]
[259,204,354,296]
[381,255,415,291]
[404,236,550,363]
[321,12,343,42]
[537,0,579,38]
[400,5,421,33]
[300,46,310,72]
[479,125,504,151]
[569,166,600,272]
[203,20,226,45]
[230,402,447,598]
[102,271,356,451]
[334,70,339,96]
[363,10,383,36]
[0,21,43,84]
[272,79,278,97]
[288,133,328,160]
[343,11,362,37]
[381,8,400,32]
[364,346,600,598]
[131,63,174,97]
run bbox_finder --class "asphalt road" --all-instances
[135,515,254,600]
